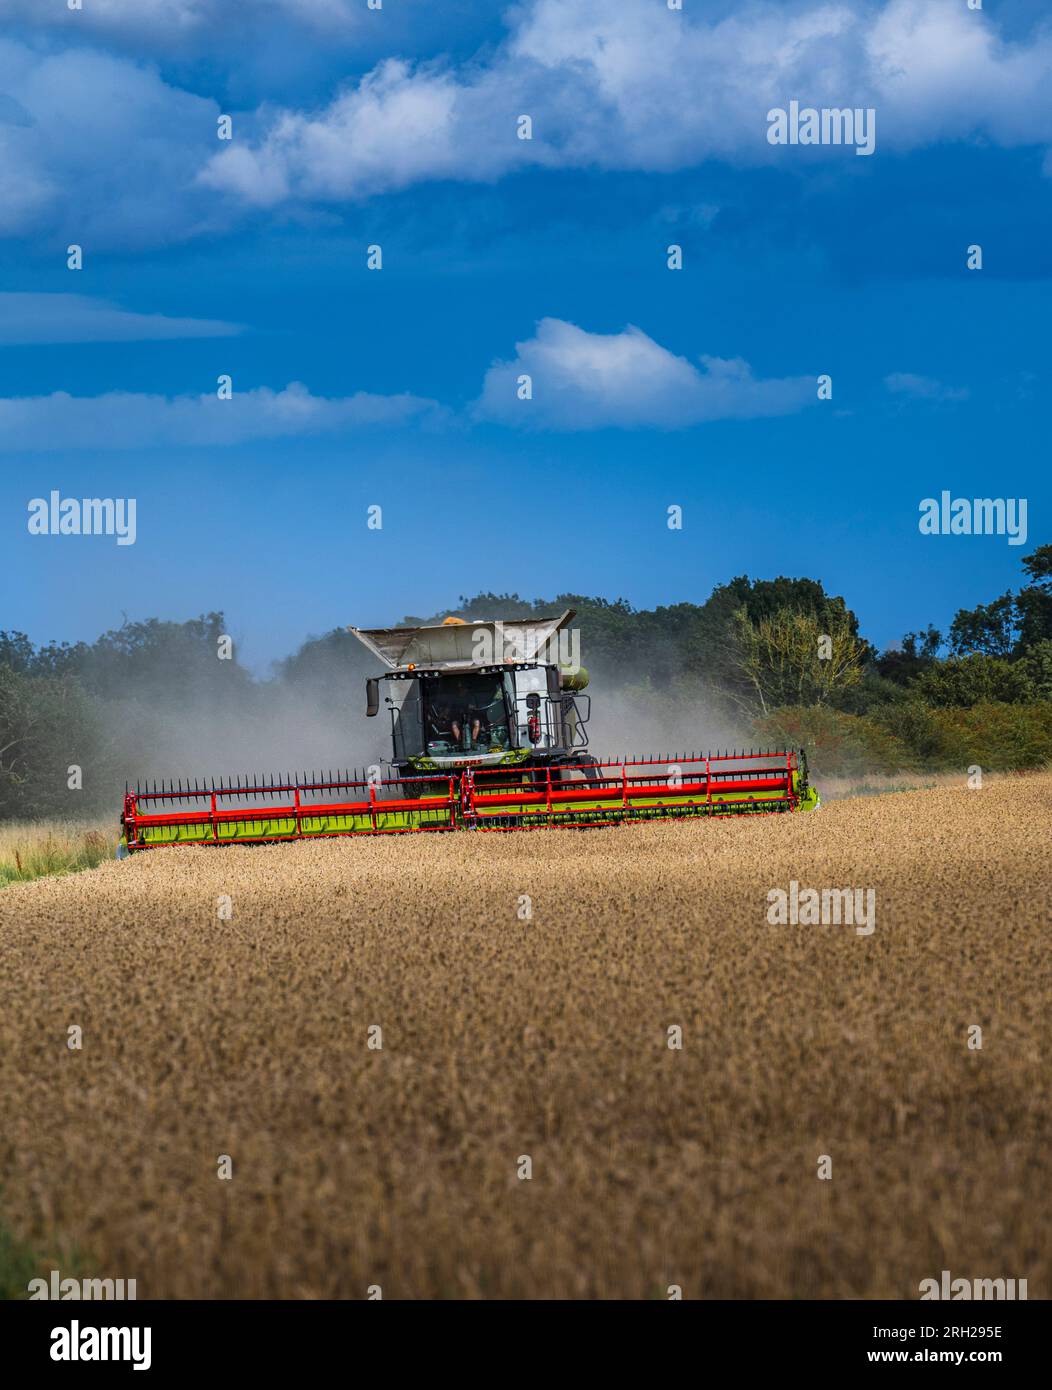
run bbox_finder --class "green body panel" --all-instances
[133,805,446,848]
[796,782,821,812]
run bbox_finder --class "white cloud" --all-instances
[4,1,1052,244]
[473,318,814,430]
[0,39,224,245]
[200,59,472,206]
[0,382,440,451]
[0,293,241,344]
[0,127,56,234]
[884,371,969,402]
[203,0,1052,206]
[0,1,362,43]
[0,0,207,36]
[0,322,810,445]
[864,0,1052,145]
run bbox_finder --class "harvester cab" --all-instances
[350,610,595,782]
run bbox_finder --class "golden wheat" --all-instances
[0,775,1049,1298]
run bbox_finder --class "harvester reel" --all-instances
[118,751,818,853]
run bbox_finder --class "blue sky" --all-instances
[1,0,1049,672]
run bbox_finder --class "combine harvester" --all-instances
[118,611,819,854]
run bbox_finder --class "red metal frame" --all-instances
[466,750,799,825]
[121,751,802,851]
[122,771,458,851]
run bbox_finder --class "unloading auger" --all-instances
[118,611,819,854]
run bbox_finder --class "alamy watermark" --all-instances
[767,880,876,936]
[472,621,581,674]
[919,492,1027,546]
[28,491,137,546]
[30,1270,137,1300]
[49,1321,151,1371]
[767,101,876,156]
[919,1270,1027,1301]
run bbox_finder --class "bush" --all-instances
[1019,639,1052,700]
[834,669,914,714]
[930,701,1052,771]
[867,701,960,768]
[912,653,1034,707]
[754,701,1052,778]
[751,705,913,779]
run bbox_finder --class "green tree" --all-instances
[1015,543,1052,651]
[913,653,1035,708]
[0,632,35,673]
[948,594,1018,657]
[398,579,869,711]
[875,626,943,686]
[946,542,1052,658]
[0,667,103,818]
[1019,639,1052,700]
[723,607,868,716]
[77,613,253,703]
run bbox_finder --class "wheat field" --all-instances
[0,774,1049,1299]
